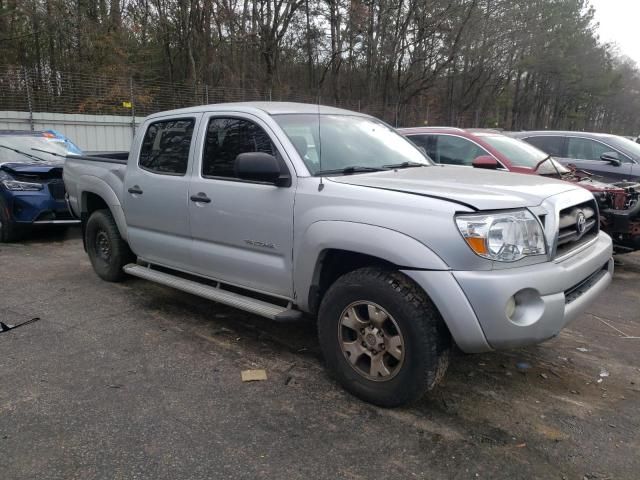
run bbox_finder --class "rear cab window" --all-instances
[139,119,195,175]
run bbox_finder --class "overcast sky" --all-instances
[590,0,640,65]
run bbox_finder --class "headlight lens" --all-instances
[455,209,546,262]
[1,180,44,191]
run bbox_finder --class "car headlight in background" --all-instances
[456,209,546,262]
[1,180,44,191]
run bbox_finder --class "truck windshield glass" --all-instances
[480,135,569,174]
[273,114,431,175]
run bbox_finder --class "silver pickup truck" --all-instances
[64,102,613,406]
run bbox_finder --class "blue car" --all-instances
[0,131,81,242]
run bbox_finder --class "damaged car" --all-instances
[0,131,80,242]
[401,127,640,252]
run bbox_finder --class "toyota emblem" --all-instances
[576,211,587,234]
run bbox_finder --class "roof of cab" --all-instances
[146,101,368,119]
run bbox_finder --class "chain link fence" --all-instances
[0,66,441,128]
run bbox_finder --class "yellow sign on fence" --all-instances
[122,101,132,109]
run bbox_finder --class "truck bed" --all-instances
[63,153,128,221]
[67,152,128,165]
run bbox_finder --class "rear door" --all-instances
[123,116,200,270]
[187,113,296,298]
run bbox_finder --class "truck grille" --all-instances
[48,179,66,200]
[555,199,599,258]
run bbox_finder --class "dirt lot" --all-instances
[1,229,639,480]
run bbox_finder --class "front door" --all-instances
[123,116,199,270]
[187,114,296,298]
[561,136,633,182]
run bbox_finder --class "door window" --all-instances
[525,136,564,157]
[202,118,279,178]
[567,137,617,161]
[434,135,487,166]
[139,119,195,175]
[407,135,438,162]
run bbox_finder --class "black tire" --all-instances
[0,197,21,243]
[318,267,451,407]
[85,209,134,282]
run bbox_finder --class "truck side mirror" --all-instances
[600,152,622,166]
[235,152,291,187]
[472,155,500,170]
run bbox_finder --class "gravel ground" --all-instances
[1,228,639,480]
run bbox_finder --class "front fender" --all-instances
[79,175,128,241]
[294,221,449,311]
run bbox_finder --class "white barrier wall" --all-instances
[0,111,144,151]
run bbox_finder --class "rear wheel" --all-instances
[318,267,451,407]
[0,198,21,243]
[85,209,134,282]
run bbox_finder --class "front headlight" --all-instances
[455,209,546,262]
[1,180,44,191]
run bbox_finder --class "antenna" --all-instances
[317,94,324,191]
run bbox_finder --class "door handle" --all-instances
[190,193,211,204]
[128,185,143,195]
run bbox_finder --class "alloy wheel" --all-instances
[338,301,405,381]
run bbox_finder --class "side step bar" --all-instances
[123,264,303,321]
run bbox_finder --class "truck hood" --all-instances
[329,165,580,211]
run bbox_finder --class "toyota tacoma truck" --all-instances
[64,102,613,407]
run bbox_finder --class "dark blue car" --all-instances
[0,131,81,242]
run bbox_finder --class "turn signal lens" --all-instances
[465,236,489,256]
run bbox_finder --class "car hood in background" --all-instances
[329,165,580,211]
[0,162,64,178]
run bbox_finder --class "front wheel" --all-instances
[85,209,134,282]
[318,267,451,407]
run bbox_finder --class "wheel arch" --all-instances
[294,221,449,313]
[78,177,128,242]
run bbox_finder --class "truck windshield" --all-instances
[273,114,432,175]
[480,134,569,174]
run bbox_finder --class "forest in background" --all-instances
[1,0,640,133]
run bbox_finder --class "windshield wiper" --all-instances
[534,155,564,178]
[382,161,426,169]
[315,166,387,176]
[31,147,68,158]
[0,144,48,163]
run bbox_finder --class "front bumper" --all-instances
[2,189,79,225]
[403,232,613,353]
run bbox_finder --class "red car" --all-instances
[399,127,640,251]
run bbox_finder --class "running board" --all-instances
[123,264,302,321]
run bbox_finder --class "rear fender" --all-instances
[79,175,127,241]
